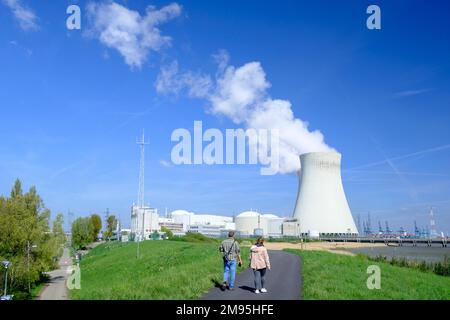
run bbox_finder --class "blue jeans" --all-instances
[223,259,236,288]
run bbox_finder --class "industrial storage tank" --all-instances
[235,211,262,236]
[292,152,358,235]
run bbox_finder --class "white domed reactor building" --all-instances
[292,152,358,236]
[235,211,262,236]
[235,211,284,237]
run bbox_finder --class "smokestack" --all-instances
[292,152,358,235]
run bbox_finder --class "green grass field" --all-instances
[287,249,450,300]
[70,241,450,300]
[70,240,249,300]
[30,279,47,299]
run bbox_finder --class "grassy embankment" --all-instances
[30,275,49,299]
[70,238,450,300]
[70,238,249,300]
[287,249,450,300]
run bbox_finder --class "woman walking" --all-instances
[249,237,271,294]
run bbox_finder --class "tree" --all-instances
[160,226,173,239]
[90,214,102,241]
[0,179,59,298]
[53,213,65,241]
[51,213,66,260]
[105,215,117,241]
[71,217,94,250]
[10,178,23,199]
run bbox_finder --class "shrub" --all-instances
[160,226,173,239]
[171,232,219,243]
[366,253,449,277]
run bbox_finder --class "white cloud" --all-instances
[86,2,182,69]
[212,49,230,74]
[395,88,433,97]
[159,160,173,168]
[156,61,212,97]
[156,61,184,94]
[156,51,334,173]
[2,0,38,31]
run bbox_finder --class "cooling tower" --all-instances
[292,152,358,235]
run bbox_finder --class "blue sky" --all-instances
[0,0,449,233]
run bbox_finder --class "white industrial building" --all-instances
[170,210,192,232]
[158,217,185,236]
[193,214,233,226]
[233,152,357,238]
[128,132,358,241]
[282,220,301,237]
[292,152,358,236]
[119,228,131,242]
[130,205,160,240]
[265,214,285,237]
[235,211,284,238]
[235,211,262,236]
[167,210,235,237]
[189,225,226,238]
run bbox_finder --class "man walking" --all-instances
[219,231,242,291]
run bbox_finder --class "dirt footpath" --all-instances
[264,241,386,256]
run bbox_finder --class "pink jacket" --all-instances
[249,245,271,270]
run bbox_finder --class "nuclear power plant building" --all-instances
[292,152,358,236]
[159,210,285,238]
[130,127,358,239]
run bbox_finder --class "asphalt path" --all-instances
[201,250,301,300]
[38,247,71,300]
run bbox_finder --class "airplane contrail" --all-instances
[346,144,450,171]
[369,136,418,200]
[343,170,450,177]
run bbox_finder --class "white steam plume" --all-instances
[156,51,334,173]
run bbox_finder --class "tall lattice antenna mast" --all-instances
[137,129,149,208]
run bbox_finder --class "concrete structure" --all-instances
[169,210,235,236]
[189,225,224,237]
[119,228,131,242]
[235,211,262,236]
[131,205,159,240]
[292,152,358,236]
[224,222,236,231]
[171,210,194,232]
[282,220,300,237]
[235,211,285,237]
[265,215,284,238]
[158,218,185,236]
[192,214,232,226]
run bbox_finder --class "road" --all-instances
[38,247,71,300]
[201,250,301,300]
